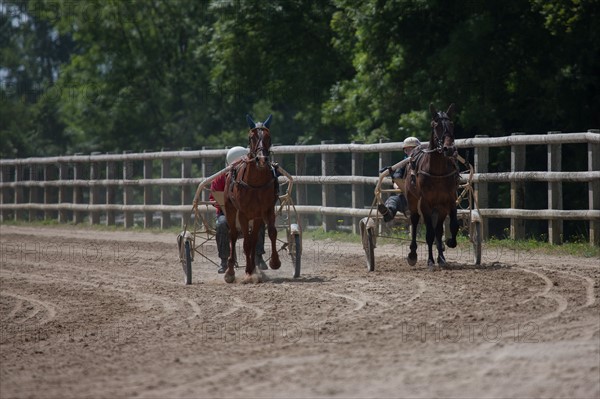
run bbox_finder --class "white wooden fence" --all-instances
[1,131,599,245]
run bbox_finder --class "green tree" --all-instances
[29,0,347,154]
[2,0,598,158]
[324,0,599,142]
[202,0,348,146]
[1,0,73,158]
[51,0,214,152]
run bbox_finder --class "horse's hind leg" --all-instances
[267,214,281,270]
[445,206,459,248]
[424,215,436,269]
[435,219,446,266]
[242,221,260,283]
[407,212,420,266]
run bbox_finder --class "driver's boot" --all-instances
[218,258,227,274]
[378,195,405,222]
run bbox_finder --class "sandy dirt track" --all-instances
[1,225,599,398]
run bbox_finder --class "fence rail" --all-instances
[1,130,599,245]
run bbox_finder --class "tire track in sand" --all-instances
[185,299,203,321]
[0,291,58,325]
[217,296,265,320]
[537,266,599,341]
[400,278,427,306]
[538,267,597,309]
[0,269,179,317]
[518,267,568,322]
[6,295,24,320]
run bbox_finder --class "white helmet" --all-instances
[403,136,421,148]
[226,146,248,165]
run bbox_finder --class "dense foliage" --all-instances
[1,0,599,157]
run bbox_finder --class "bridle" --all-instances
[425,111,455,156]
[248,125,271,165]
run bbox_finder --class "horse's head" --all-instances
[429,103,456,157]
[246,114,272,168]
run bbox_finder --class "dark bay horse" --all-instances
[223,114,281,283]
[405,104,459,269]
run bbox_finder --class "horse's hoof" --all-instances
[445,238,457,248]
[224,273,235,284]
[407,253,417,266]
[437,257,447,267]
[427,259,436,270]
[269,258,281,270]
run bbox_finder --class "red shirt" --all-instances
[209,173,226,215]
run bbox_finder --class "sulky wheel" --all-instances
[365,228,375,272]
[471,221,482,265]
[290,233,302,278]
[182,240,192,285]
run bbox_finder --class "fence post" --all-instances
[474,135,489,240]
[351,141,364,234]
[28,164,41,221]
[294,146,308,229]
[201,146,218,224]
[73,156,84,224]
[161,149,171,229]
[123,151,134,228]
[321,140,335,231]
[34,165,43,220]
[510,133,526,240]
[14,163,24,221]
[181,150,192,228]
[43,164,56,221]
[201,146,217,202]
[29,164,44,222]
[589,129,600,246]
[106,155,116,226]
[0,164,11,222]
[378,138,391,172]
[89,153,101,225]
[58,162,68,223]
[143,151,153,228]
[378,139,391,235]
[547,131,563,244]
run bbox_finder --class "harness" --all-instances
[227,159,279,199]
[417,168,458,179]
[406,107,459,219]
[409,143,459,180]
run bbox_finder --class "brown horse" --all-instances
[405,104,459,269]
[223,114,281,283]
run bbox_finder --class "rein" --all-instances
[230,157,276,190]
[412,144,459,179]
[235,177,276,190]
[422,147,443,154]
[417,168,457,179]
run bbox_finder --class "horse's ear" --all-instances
[263,114,272,128]
[446,103,456,119]
[246,114,255,129]
[429,103,438,119]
